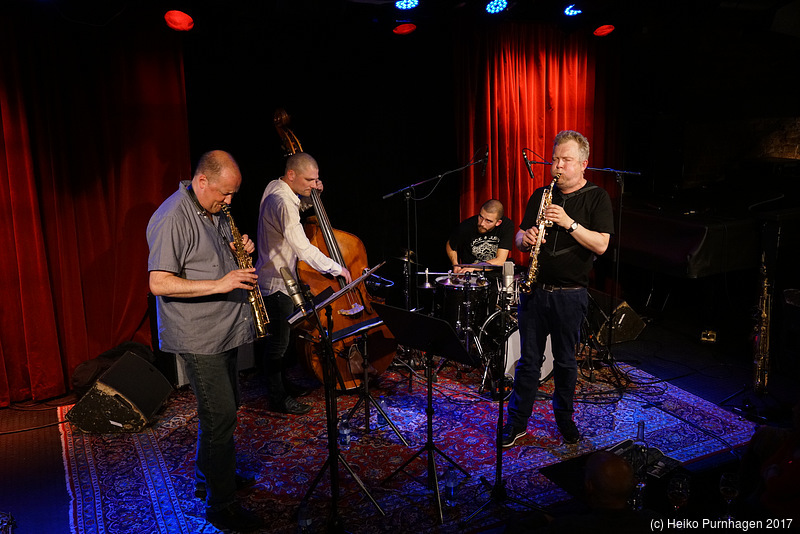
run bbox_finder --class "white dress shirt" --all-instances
[255,178,342,296]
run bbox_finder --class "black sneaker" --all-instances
[195,473,256,500]
[206,503,264,532]
[501,423,527,448]
[271,396,312,415]
[556,419,581,444]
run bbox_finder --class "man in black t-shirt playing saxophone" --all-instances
[503,130,615,447]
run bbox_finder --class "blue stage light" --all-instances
[486,0,507,14]
[564,4,582,16]
[395,0,419,10]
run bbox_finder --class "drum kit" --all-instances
[413,262,553,392]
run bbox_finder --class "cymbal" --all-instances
[393,256,419,264]
[454,262,501,269]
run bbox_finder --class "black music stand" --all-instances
[373,303,479,523]
[332,319,410,446]
[293,269,386,531]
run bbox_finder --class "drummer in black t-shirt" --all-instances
[446,199,514,274]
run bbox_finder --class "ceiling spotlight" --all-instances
[593,24,615,36]
[486,0,507,14]
[164,10,194,31]
[564,4,582,16]
[395,0,419,9]
[393,22,417,35]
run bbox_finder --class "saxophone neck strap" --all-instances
[557,183,598,201]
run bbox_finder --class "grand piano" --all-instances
[617,178,798,280]
[618,201,761,279]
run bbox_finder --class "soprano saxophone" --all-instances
[221,204,270,338]
[753,256,771,394]
[519,174,560,294]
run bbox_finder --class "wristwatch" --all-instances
[566,221,579,233]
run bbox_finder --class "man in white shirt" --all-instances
[255,152,352,414]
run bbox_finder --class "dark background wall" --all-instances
[176,0,800,339]
[6,0,800,364]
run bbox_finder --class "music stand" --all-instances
[287,261,386,327]
[373,303,479,523]
[332,318,410,446]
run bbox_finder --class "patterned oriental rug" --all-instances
[59,361,756,534]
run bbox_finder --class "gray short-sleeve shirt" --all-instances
[146,181,254,354]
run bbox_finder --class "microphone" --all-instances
[503,261,515,294]
[522,149,535,180]
[481,149,489,177]
[280,267,307,315]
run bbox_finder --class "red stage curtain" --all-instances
[0,9,190,406]
[455,22,619,266]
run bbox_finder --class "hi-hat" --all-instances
[394,256,420,265]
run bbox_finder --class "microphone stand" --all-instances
[587,167,639,384]
[383,158,485,396]
[463,282,540,526]
[291,272,386,532]
[382,158,486,312]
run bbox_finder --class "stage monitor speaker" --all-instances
[67,351,173,433]
[587,289,646,346]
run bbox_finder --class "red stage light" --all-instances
[393,23,417,35]
[593,24,615,36]
[164,10,194,31]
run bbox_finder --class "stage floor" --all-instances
[3,311,797,534]
[57,356,756,534]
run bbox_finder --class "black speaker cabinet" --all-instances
[587,289,646,346]
[67,351,173,433]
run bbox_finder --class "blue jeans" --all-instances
[179,349,240,512]
[261,291,294,403]
[507,287,587,428]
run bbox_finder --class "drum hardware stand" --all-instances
[373,303,478,523]
[476,306,514,397]
[339,325,409,446]
[463,286,540,526]
[289,270,387,531]
[436,272,484,380]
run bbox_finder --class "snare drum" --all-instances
[478,310,553,385]
[434,273,489,332]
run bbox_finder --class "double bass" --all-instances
[273,109,396,389]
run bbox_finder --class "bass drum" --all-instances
[478,310,553,385]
